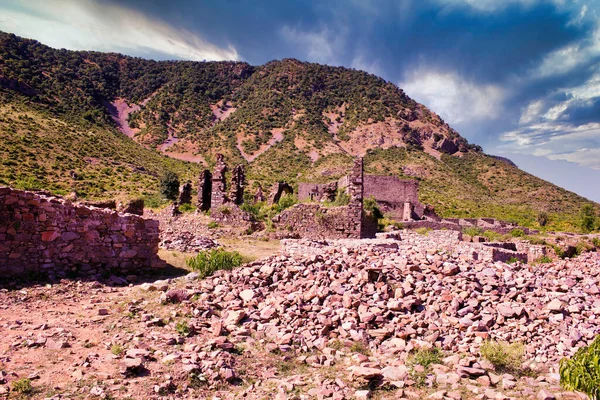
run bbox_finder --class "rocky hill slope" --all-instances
[0,31,597,230]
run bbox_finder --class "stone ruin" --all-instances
[178,181,193,205]
[273,158,376,239]
[0,187,164,280]
[299,172,432,221]
[268,182,294,205]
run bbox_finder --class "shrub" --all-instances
[415,227,432,236]
[363,196,383,220]
[207,221,219,229]
[186,248,244,278]
[480,340,524,373]
[331,188,350,206]
[483,230,505,242]
[111,343,124,356]
[378,217,404,231]
[463,226,484,237]
[537,211,549,227]
[510,229,526,238]
[532,255,552,264]
[407,347,443,387]
[160,171,180,201]
[176,320,190,337]
[580,204,597,233]
[593,237,600,248]
[12,378,33,394]
[275,194,298,213]
[560,335,600,399]
[179,203,195,213]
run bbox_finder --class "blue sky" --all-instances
[1,0,600,202]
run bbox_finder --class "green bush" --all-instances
[560,335,600,399]
[12,378,33,394]
[179,203,196,213]
[532,255,553,264]
[537,211,549,227]
[463,226,484,237]
[415,227,432,236]
[593,238,600,248]
[160,171,180,201]
[207,221,219,229]
[407,347,443,387]
[275,194,298,213]
[363,196,383,220]
[186,248,244,278]
[176,320,190,337]
[510,229,526,238]
[580,204,597,233]
[480,340,524,373]
[331,188,350,206]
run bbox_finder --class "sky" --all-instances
[1,0,600,202]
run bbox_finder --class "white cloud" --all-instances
[435,0,539,13]
[400,70,506,124]
[0,0,239,61]
[280,25,346,65]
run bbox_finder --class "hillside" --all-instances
[0,31,597,231]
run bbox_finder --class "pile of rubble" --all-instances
[2,234,599,399]
[158,230,219,253]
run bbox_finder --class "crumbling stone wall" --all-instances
[362,176,425,220]
[274,158,373,239]
[298,182,337,203]
[0,187,164,280]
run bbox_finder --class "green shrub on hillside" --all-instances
[580,204,597,233]
[462,226,484,237]
[560,335,600,399]
[160,171,180,201]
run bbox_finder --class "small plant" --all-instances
[415,227,432,236]
[506,256,521,264]
[363,196,383,220]
[178,203,195,213]
[175,320,190,337]
[532,255,552,264]
[207,221,219,229]
[349,341,371,356]
[331,188,350,206]
[510,229,526,238]
[12,378,33,394]
[560,335,600,399]
[407,347,443,387]
[408,347,443,369]
[480,340,524,374]
[593,237,600,248]
[111,343,124,356]
[462,226,484,237]
[186,248,244,279]
[218,206,232,215]
[189,372,207,389]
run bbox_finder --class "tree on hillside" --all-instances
[580,204,597,233]
[160,171,180,201]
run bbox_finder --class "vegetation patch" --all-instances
[186,248,245,278]
[560,335,600,399]
[480,340,524,374]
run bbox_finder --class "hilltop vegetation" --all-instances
[0,31,597,231]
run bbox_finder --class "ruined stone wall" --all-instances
[363,176,424,219]
[0,187,164,280]
[298,182,338,203]
[273,204,362,240]
[275,158,372,239]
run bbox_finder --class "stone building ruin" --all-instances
[298,172,431,222]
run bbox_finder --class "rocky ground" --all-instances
[1,233,598,399]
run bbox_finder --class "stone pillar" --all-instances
[178,181,192,205]
[211,154,228,208]
[228,165,246,205]
[348,157,364,238]
[402,202,413,221]
[197,170,212,211]
[254,184,266,203]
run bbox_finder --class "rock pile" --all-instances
[159,230,219,253]
[189,241,599,365]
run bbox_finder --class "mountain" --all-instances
[0,31,597,231]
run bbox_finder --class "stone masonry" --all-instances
[0,187,164,280]
[210,154,228,208]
